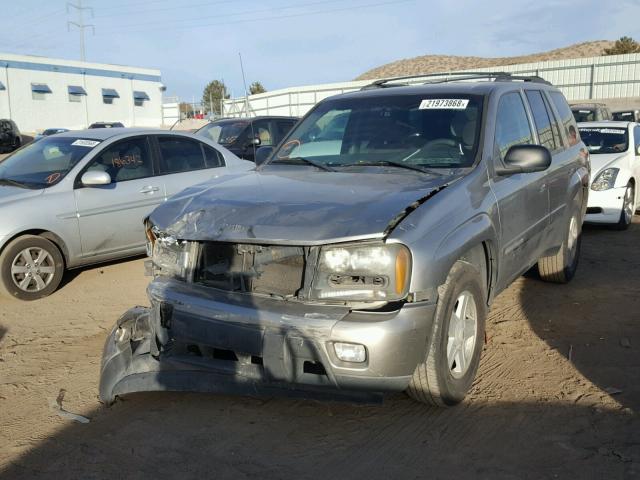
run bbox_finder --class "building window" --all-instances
[68,85,87,103]
[31,83,52,101]
[133,91,150,107]
[0,80,6,91]
[102,88,119,105]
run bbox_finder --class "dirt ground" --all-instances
[0,219,639,479]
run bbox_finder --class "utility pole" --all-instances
[67,0,94,62]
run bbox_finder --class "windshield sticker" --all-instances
[71,139,101,148]
[45,172,61,184]
[580,128,625,135]
[419,99,469,110]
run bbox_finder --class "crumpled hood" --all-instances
[0,185,44,207]
[589,153,627,181]
[149,169,458,245]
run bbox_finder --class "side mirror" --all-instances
[81,170,111,186]
[495,145,551,176]
[255,146,274,166]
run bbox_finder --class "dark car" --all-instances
[33,128,70,142]
[612,109,640,122]
[101,73,590,407]
[88,122,125,129]
[570,103,612,122]
[0,119,21,152]
[195,116,298,161]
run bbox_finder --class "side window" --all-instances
[86,137,153,182]
[494,92,534,161]
[157,137,206,174]
[525,90,557,152]
[252,119,273,146]
[203,145,224,168]
[550,92,580,147]
[635,126,640,151]
[273,120,296,144]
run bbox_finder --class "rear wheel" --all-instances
[0,235,65,300]
[406,261,486,406]
[613,183,634,230]
[538,212,581,283]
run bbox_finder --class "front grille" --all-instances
[195,242,306,297]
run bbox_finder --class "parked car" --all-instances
[33,128,70,142]
[88,122,125,129]
[0,119,21,152]
[100,74,589,407]
[612,109,640,122]
[579,121,640,229]
[0,128,251,300]
[195,116,298,161]
[570,103,612,122]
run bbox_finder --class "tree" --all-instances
[603,36,640,55]
[249,81,266,95]
[201,80,230,116]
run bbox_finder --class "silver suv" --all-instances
[100,73,589,407]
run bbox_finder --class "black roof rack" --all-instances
[361,71,551,90]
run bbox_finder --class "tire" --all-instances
[406,261,486,406]
[613,183,634,231]
[538,211,581,283]
[0,235,65,301]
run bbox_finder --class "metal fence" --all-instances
[222,52,640,118]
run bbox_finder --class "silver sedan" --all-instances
[0,128,251,300]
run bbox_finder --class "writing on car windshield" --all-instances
[269,94,483,171]
[0,137,100,188]
[197,121,248,145]
[578,128,628,154]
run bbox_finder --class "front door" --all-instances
[490,91,550,289]
[74,136,163,258]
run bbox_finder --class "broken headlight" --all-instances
[148,234,196,280]
[311,243,411,302]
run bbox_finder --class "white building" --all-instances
[223,52,640,117]
[0,53,164,133]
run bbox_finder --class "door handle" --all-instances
[140,186,160,194]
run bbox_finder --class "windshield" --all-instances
[268,94,483,170]
[572,109,596,122]
[0,137,99,189]
[578,127,628,154]
[196,121,249,145]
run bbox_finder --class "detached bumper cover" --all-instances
[99,278,437,404]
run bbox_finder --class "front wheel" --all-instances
[12,136,21,151]
[406,261,486,406]
[538,212,581,283]
[613,183,634,231]
[0,235,65,300]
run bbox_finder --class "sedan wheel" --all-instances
[615,183,634,230]
[0,235,65,300]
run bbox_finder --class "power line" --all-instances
[67,0,95,61]
[94,0,236,18]
[96,0,413,35]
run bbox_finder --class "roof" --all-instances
[570,103,607,109]
[54,128,193,141]
[577,121,632,128]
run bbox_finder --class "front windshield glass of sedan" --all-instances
[578,127,628,154]
[0,137,99,189]
[268,94,483,170]
[196,121,249,145]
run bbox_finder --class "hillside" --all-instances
[356,40,614,80]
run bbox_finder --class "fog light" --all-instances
[333,342,366,363]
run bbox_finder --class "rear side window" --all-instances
[495,92,534,161]
[635,126,640,150]
[525,91,557,151]
[158,137,206,174]
[203,145,224,168]
[550,92,580,147]
[273,120,296,144]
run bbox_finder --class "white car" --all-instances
[579,122,640,229]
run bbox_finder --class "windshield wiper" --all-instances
[0,178,37,189]
[338,160,442,175]
[270,157,336,172]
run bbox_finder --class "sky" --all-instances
[1,0,639,102]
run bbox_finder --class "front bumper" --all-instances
[585,186,626,223]
[99,278,437,404]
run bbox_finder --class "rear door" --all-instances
[490,91,550,289]
[155,135,227,199]
[74,136,163,258]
